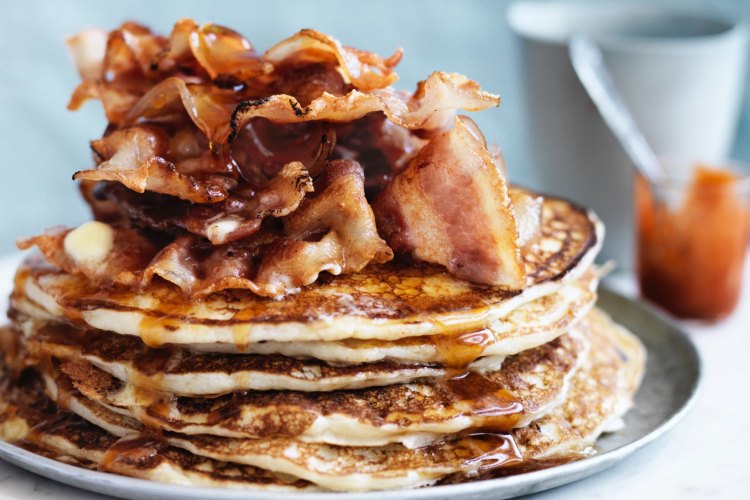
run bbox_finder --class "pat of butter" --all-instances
[206,219,239,243]
[63,221,115,265]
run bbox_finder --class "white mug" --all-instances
[508,1,749,269]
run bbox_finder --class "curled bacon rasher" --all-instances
[145,160,392,297]
[152,18,271,81]
[374,115,526,288]
[227,72,500,142]
[74,125,232,204]
[17,225,160,288]
[263,29,402,92]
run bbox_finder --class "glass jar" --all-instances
[635,162,750,320]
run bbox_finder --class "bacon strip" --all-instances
[23,161,390,298]
[147,160,392,297]
[185,161,313,245]
[17,225,160,288]
[53,20,520,297]
[228,72,500,142]
[374,116,526,288]
[66,29,108,81]
[334,113,427,196]
[87,161,312,246]
[123,77,238,142]
[263,29,402,91]
[253,159,393,296]
[153,18,271,80]
[73,126,231,204]
[66,23,167,123]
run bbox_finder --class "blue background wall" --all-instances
[1,0,748,254]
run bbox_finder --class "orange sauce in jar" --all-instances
[636,166,750,320]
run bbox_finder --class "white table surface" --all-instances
[0,253,748,500]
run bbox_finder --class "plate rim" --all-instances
[0,280,702,500]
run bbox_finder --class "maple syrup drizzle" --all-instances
[24,414,69,446]
[429,321,522,432]
[455,433,523,472]
[232,325,251,352]
[430,328,494,368]
[428,314,491,338]
[444,371,523,432]
[137,300,195,348]
[129,360,176,421]
[101,435,164,472]
[428,318,527,472]
[198,393,239,426]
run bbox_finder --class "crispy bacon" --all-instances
[73,125,232,203]
[87,160,312,246]
[67,79,152,125]
[334,113,428,196]
[374,116,526,288]
[66,23,167,122]
[231,119,332,180]
[66,29,108,81]
[147,160,391,297]
[142,234,269,296]
[263,29,401,92]
[102,22,166,78]
[227,72,499,142]
[17,225,160,288]
[22,162,389,298]
[50,20,522,297]
[123,77,239,142]
[184,161,313,245]
[79,180,122,223]
[153,18,271,81]
[254,159,393,295]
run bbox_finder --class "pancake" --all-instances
[14,307,642,492]
[11,266,597,367]
[38,330,587,448]
[15,321,462,393]
[0,369,315,490]
[27,384,526,491]
[15,196,602,346]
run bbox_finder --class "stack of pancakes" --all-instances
[0,20,646,492]
[0,195,646,491]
